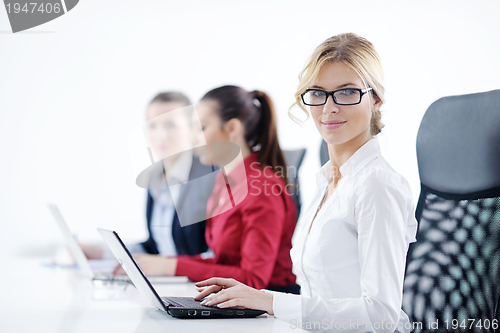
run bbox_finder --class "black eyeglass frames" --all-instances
[301,87,373,106]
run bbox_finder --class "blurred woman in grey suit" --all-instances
[81,92,215,259]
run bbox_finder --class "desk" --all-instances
[0,258,306,333]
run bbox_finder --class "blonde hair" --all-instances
[289,33,385,135]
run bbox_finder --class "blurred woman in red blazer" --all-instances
[120,85,299,294]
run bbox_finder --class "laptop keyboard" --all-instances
[162,296,217,309]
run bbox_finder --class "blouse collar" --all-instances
[316,137,381,187]
[149,150,193,191]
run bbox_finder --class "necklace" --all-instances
[317,175,342,211]
[308,175,343,235]
[302,174,343,294]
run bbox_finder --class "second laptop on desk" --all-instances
[48,203,187,284]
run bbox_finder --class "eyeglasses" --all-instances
[301,87,373,106]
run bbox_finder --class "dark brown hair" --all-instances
[201,85,288,183]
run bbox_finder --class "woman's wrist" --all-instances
[162,257,178,276]
[260,290,274,315]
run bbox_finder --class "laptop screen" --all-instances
[48,204,95,279]
[98,228,166,311]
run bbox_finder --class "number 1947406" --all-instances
[444,319,498,330]
[6,2,62,14]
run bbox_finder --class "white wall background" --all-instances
[1,0,499,258]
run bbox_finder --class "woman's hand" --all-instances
[113,254,177,276]
[194,277,274,315]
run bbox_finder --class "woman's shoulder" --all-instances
[352,156,412,198]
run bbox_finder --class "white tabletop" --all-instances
[0,257,306,333]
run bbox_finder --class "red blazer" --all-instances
[175,152,297,289]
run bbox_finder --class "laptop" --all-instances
[48,203,187,284]
[98,228,266,318]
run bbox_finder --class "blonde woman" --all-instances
[193,33,418,333]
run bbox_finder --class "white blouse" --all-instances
[266,137,418,333]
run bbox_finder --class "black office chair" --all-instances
[283,149,307,220]
[402,89,500,333]
[320,139,329,167]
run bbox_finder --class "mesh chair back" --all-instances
[403,89,500,333]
